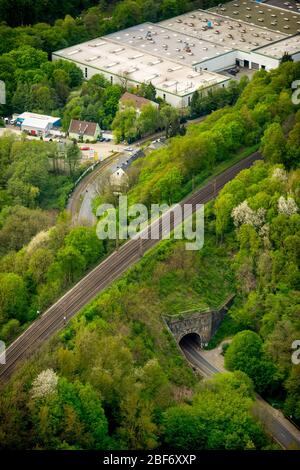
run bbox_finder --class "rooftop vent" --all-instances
[128,54,144,59]
[67,49,81,55]
[106,62,119,68]
[112,47,125,54]
[148,59,163,65]
[167,65,183,72]
[162,80,178,88]
[145,74,159,83]
[127,67,139,74]
[86,55,101,62]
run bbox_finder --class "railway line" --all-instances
[67,152,121,222]
[0,151,262,383]
[180,337,300,450]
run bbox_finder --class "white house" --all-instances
[110,167,129,188]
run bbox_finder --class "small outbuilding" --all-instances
[69,119,101,142]
[110,167,129,188]
[16,112,61,137]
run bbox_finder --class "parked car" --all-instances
[124,146,133,151]
[80,146,90,151]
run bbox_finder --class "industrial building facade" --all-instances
[53,0,300,108]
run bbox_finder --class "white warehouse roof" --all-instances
[17,112,61,127]
[105,23,233,67]
[159,9,287,52]
[53,3,300,105]
[254,35,300,59]
[53,38,229,97]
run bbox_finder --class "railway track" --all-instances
[67,152,122,222]
[0,151,262,384]
[180,337,300,449]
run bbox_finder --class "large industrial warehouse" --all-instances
[53,0,300,107]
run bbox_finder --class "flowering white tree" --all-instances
[31,368,58,399]
[26,230,50,254]
[231,201,266,230]
[259,224,270,239]
[278,196,298,216]
[232,201,253,227]
[272,167,288,183]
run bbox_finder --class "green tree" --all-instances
[260,123,286,164]
[225,330,279,394]
[0,206,52,255]
[163,372,267,450]
[0,318,20,342]
[113,1,142,29]
[0,273,28,323]
[139,82,156,102]
[56,245,86,284]
[66,142,81,177]
[65,226,104,266]
[214,193,235,239]
[160,105,180,138]
[286,122,300,169]
[138,104,160,136]
[112,107,138,143]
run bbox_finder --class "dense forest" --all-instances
[0,0,226,27]
[0,129,115,342]
[0,60,299,449]
[0,230,272,450]
[122,62,300,207]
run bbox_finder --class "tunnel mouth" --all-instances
[179,332,202,348]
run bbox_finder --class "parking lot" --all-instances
[0,125,135,162]
[220,67,257,81]
[80,140,131,161]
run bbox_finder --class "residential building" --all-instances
[119,92,159,113]
[68,119,101,141]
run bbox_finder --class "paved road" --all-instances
[67,115,207,225]
[67,152,134,224]
[180,338,300,450]
[0,152,261,384]
[70,152,133,225]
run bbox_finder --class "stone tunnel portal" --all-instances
[179,332,202,348]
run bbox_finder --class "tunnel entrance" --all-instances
[179,332,202,348]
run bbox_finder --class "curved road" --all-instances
[67,152,131,225]
[67,116,206,225]
[0,152,261,384]
[181,338,300,450]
